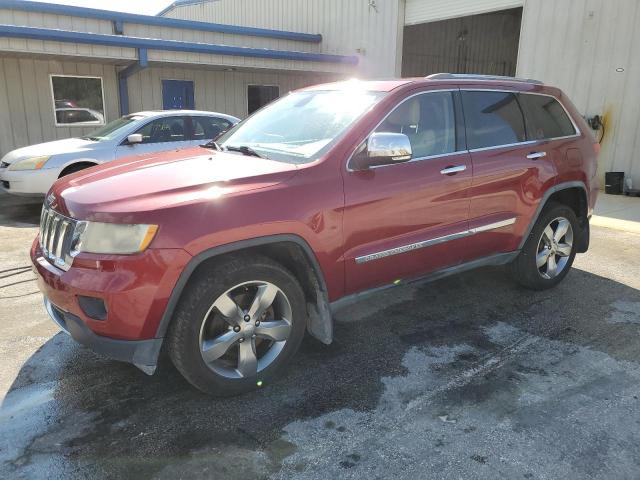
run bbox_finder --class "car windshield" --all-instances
[217,88,386,163]
[82,115,145,141]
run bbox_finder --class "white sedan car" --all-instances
[0,110,239,196]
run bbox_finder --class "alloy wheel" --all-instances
[198,281,292,379]
[536,216,574,279]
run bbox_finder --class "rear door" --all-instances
[115,116,192,157]
[461,89,558,261]
[342,90,472,294]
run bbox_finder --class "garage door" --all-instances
[405,0,523,25]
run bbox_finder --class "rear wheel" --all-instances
[167,254,306,396]
[510,203,579,290]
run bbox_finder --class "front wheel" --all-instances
[509,203,579,290]
[167,254,306,396]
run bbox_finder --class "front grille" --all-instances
[39,206,77,271]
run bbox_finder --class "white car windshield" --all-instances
[82,115,145,142]
[217,88,386,163]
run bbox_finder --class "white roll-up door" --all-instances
[405,0,524,25]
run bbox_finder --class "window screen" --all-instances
[51,75,105,126]
[519,94,576,140]
[248,85,279,115]
[375,91,456,158]
[134,117,188,144]
[462,91,526,149]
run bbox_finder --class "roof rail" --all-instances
[426,73,543,85]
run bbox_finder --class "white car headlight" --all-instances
[8,155,51,171]
[70,221,158,255]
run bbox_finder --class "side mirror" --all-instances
[353,132,412,170]
[127,133,143,145]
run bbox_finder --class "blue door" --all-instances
[162,80,195,110]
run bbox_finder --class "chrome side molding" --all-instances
[355,217,517,264]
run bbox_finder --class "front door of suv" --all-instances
[341,90,472,294]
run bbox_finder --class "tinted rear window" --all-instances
[462,91,527,149]
[519,93,576,140]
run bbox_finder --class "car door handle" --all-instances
[526,151,547,160]
[440,165,467,175]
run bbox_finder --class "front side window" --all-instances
[462,91,526,149]
[134,117,188,144]
[192,117,233,141]
[519,94,576,140]
[218,88,386,163]
[374,91,457,159]
[51,75,105,126]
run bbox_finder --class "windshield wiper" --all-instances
[224,145,266,159]
[82,136,101,141]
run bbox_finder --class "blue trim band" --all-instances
[0,24,358,64]
[0,0,322,43]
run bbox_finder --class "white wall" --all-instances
[164,0,405,78]
[517,0,640,186]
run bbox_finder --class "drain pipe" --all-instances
[118,48,148,115]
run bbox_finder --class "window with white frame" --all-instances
[50,75,105,126]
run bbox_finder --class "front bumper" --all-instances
[31,238,192,370]
[0,167,59,196]
[45,298,162,374]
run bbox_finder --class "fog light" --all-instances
[78,295,107,321]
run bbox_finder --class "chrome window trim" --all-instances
[346,88,581,172]
[355,217,517,264]
[346,89,463,172]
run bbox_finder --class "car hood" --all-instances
[0,138,97,165]
[50,147,299,220]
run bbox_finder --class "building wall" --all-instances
[517,0,640,186]
[164,0,405,78]
[125,66,340,119]
[0,56,120,156]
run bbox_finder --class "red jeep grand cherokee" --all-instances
[32,74,598,395]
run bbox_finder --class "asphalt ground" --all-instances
[1,191,639,479]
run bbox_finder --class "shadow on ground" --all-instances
[2,262,640,479]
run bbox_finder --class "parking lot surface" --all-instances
[1,192,639,479]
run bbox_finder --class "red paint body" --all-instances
[31,78,598,342]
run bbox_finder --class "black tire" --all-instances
[166,253,306,396]
[509,202,579,290]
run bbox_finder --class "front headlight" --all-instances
[8,155,51,171]
[70,221,158,255]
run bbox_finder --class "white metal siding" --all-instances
[165,0,404,77]
[126,66,340,119]
[405,0,524,25]
[517,0,640,186]
[0,57,119,156]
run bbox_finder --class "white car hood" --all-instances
[1,138,97,165]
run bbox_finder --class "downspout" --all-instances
[118,48,148,115]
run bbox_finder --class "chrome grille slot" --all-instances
[39,205,77,271]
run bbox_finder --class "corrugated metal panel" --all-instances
[402,8,522,77]
[164,0,404,78]
[0,57,119,156]
[517,0,640,186]
[405,0,524,25]
[125,66,340,118]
